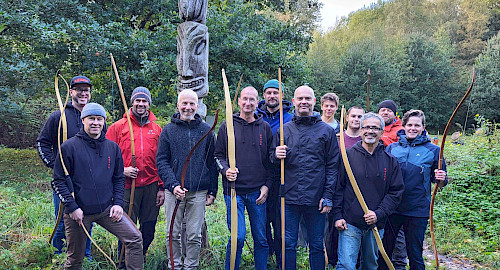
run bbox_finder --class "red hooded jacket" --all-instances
[381,117,403,146]
[107,110,163,189]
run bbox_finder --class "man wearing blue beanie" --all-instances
[53,102,144,269]
[256,79,294,268]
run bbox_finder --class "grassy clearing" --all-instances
[0,127,498,269]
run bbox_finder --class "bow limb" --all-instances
[429,68,475,269]
[339,106,395,270]
[110,53,137,266]
[51,74,116,268]
[232,74,243,110]
[169,110,219,270]
[278,67,286,269]
[222,69,237,270]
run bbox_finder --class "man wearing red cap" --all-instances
[37,75,94,257]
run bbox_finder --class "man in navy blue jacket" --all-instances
[333,112,404,270]
[52,103,143,270]
[215,86,273,270]
[36,75,94,256]
[271,85,339,270]
[379,110,447,270]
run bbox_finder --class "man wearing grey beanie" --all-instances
[107,86,164,264]
[52,102,144,270]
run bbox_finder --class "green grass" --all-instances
[0,126,499,269]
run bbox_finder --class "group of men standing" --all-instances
[37,75,448,270]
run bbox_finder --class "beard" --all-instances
[266,100,279,109]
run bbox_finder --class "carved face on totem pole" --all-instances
[178,0,207,24]
[176,21,209,99]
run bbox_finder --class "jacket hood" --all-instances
[292,113,322,125]
[397,129,430,146]
[233,113,264,126]
[256,100,293,116]
[75,127,107,156]
[351,141,387,178]
[122,109,157,122]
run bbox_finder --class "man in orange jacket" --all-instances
[377,100,403,146]
[107,86,164,262]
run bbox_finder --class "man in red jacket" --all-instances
[107,86,164,262]
[377,100,403,146]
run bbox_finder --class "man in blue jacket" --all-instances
[36,75,94,257]
[156,89,218,270]
[379,110,447,270]
[52,103,143,270]
[256,79,294,266]
[271,85,339,270]
[333,112,404,270]
[215,86,273,270]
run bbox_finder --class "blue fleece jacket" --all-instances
[386,130,448,217]
[156,113,218,197]
[256,100,294,135]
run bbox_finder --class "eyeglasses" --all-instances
[71,88,91,93]
[361,126,383,131]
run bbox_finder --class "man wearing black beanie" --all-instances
[377,100,403,146]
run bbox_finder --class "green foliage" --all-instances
[307,0,500,130]
[431,118,500,267]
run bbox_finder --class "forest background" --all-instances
[0,0,499,269]
[1,0,499,148]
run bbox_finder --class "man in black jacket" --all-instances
[215,86,273,270]
[156,89,218,270]
[271,85,339,270]
[36,75,94,256]
[333,112,404,270]
[52,103,143,270]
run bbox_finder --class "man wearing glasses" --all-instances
[333,112,404,270]
[37,75,94,257]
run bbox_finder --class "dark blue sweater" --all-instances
[333,142,404,230]
[52,129,125,215]
[256,100,294,135]
[386,130,447,217]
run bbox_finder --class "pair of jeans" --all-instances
[283,204,326,270]
[165,190,207,270]
[379,214,428,270]
[224,190,269,270]
[336,223,384,270]
[64,206,143,270]
[53,191,92,258]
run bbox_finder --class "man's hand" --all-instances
[335,219,348,231]
[173,185,188,200]
[156,190,165,206]
[225,168,239,182]
[109,205,124,222]
[123,166,138,179]
[364,210,378,225]
[434,169,447,187]
[275,145,288,159]
[70,208,84,226]
[256,185,269,205]
[206,194,215,206]
[319,198,332,214]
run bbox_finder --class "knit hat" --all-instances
[130,87,152,104]
[377,100,397,115]
[81,103,107,119]
[263,79,284,93]
[70,75,92,88]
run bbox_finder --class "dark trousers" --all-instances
[120,183,160,257]
[266,181,282,267]
[379,214,428,270]
[325,213,339,266]
[64,206,143,270]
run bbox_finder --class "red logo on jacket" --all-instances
[108,156,111,169]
